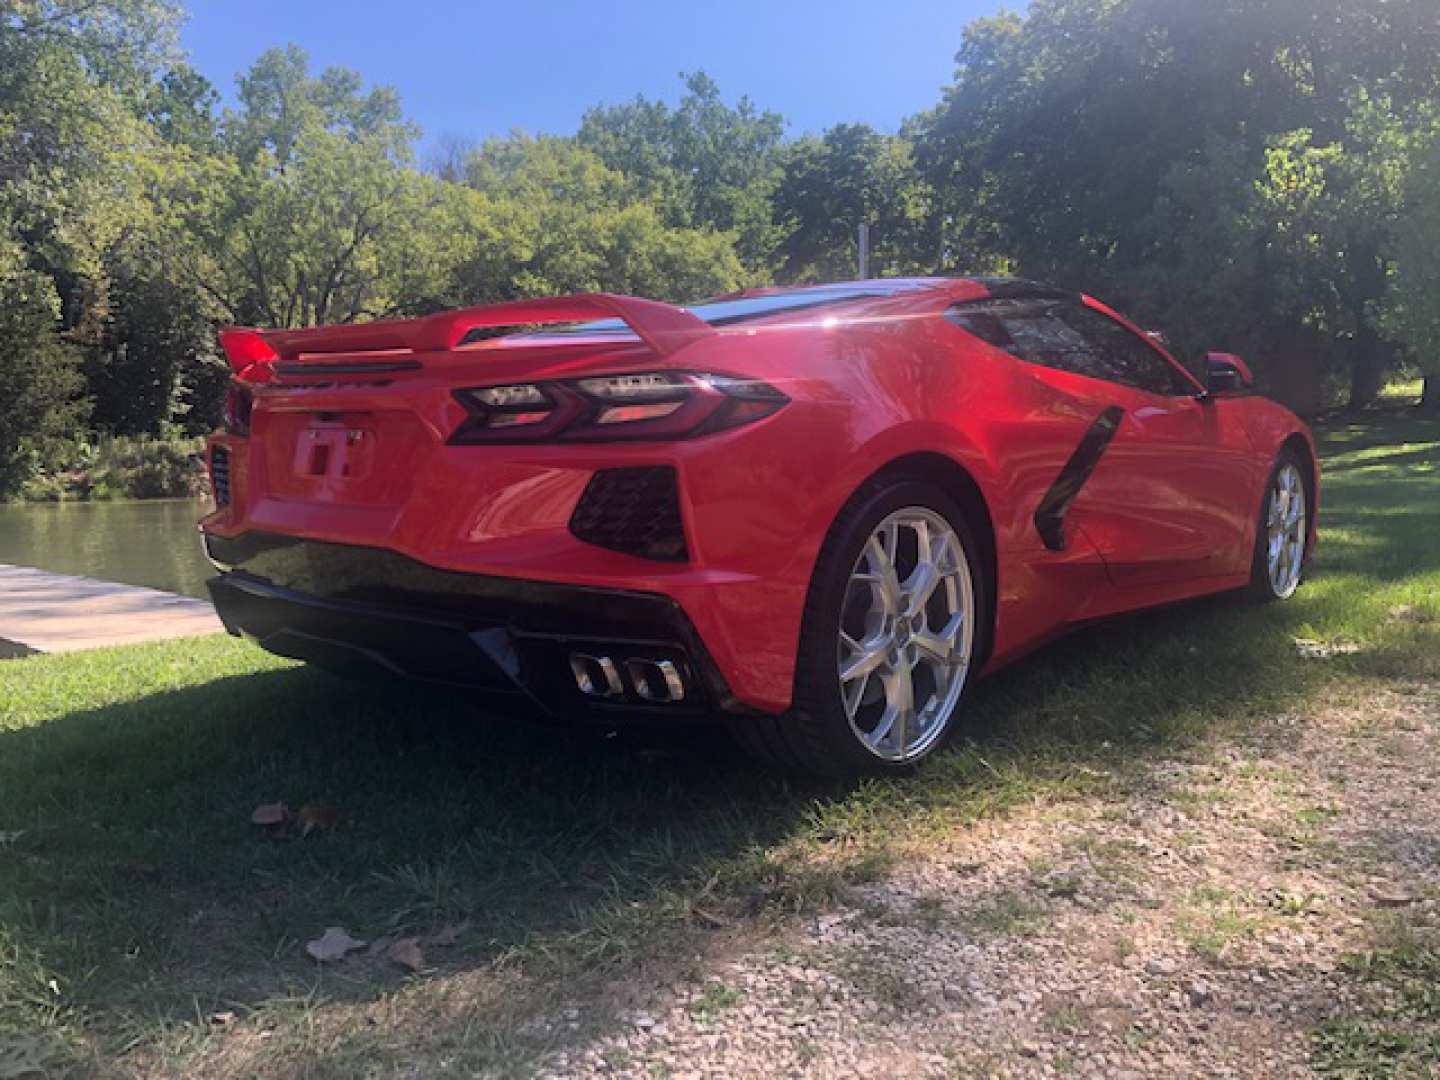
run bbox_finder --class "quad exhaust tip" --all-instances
[570,653,686,703]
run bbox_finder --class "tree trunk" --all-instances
[1346,331,1386,412]
[1423,373,1440,413]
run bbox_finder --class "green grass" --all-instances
[1,408,1438,1076]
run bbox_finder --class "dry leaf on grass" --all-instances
[250,803,289,826]
[297,803,340,836]
[387,937,424,972]
[1293,637,1362,659]
[305,927,367,963]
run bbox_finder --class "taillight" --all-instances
[223,385,253,436]
[449,371,788,444]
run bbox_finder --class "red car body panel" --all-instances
[201,278,1318,717]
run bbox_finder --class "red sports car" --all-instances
[202,278,1317,774]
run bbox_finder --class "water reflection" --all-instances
[0,499,215,598]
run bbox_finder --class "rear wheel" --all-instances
[1250,452,1309,601]
[729,478,988,776]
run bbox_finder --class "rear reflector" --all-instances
[210,446,231,507]
[569,466,687,562]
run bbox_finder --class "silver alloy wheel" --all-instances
[1266,462,1307,599]
[836,507,975,763]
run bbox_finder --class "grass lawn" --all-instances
[2,406,1438,1077]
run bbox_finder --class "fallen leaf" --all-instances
[387,937,424,972]
[250,803,289,827]
[1293,637,1362,659]
[297,803,340,837]
[305,927,366,963]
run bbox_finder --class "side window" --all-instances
[949,300,1108,381]
[1053,303,1195,396]
[949,298,1196,396]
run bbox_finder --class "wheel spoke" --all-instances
[842,672,871,720]
[864,535,903,615]
[881,661,915,753]
[916,612,965,665]
[840,639,888,683]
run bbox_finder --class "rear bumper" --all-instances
[204,532,748,721]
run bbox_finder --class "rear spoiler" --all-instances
[219,293,714,380]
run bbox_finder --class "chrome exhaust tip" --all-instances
[570,653,623,697]
[624,658,686,703]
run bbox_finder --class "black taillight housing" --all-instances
[223,384,253,436]
[449,371,788,444]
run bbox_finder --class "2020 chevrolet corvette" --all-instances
[201,278,1318,774]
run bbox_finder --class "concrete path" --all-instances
[0,564,224,656]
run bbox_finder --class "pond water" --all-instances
[0,498,216,598]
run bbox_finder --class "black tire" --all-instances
[728,477,990,776]
[1248,448,1310,602]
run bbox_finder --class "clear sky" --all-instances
[179,0,1009,148]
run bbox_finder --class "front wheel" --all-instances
[729,479,988,776]
[1250,452,1309,601]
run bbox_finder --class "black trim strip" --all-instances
[1034,406,1125,552]
[276,360,422,376]
[970,276,1081,302]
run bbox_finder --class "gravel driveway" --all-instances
[548,683,1440,1078]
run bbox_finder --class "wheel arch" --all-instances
[863,451,999,667]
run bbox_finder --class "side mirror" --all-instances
[1205,352,1254,394]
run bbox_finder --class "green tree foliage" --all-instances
[578,72,786,273]
[1379,109,1440,411]
[0,232,87,494]
[448,134,745,304]
[914,0,1440,407]
[775,123,935,282]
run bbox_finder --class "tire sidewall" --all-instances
[1251,450,1307,602]
[794,479,989,774]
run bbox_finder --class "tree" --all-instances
[578,72,786,274]
[157,47,444,328]
[0,231,87,496]
[913,0,1440,408]
[446,134,745,304]
[1380,111,1440,411]
[774,124,935,282]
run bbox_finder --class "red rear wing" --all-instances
[219,293,715,379]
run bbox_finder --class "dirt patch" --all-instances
[548,685,1440,1078]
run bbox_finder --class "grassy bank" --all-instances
[1,408,1437,1076]
[14,435,207,503]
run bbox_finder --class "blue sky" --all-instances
[180,0,1008,149]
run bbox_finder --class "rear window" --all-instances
[515,284,917,340]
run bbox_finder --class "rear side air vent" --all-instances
[211,446,231,507]
[569,466,688,562]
